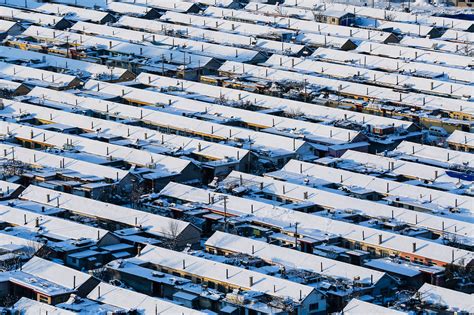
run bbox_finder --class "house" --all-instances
[87,282,204,314]
[314,10,355,26]
[13,297,79,314]
[341,299,407,315]
[412,283,474,314]
[134,244,327,314]
[447,130,474,153]
[158,182,473,268]
[1,256,99,305]
[0,79,29,97]
[19,185,202,249]
[0,20,23,39]
[205,231,395,311]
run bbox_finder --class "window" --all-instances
[38,294,49,303]
[310,303,319,311]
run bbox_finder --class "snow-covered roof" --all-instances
[0,46,130,81]
[123,81,359,146]
[264,54,472,99]
[136,73,411,130]
[235,170,472,240]
[340,150,473,191]
[204,6,395,43]
[266,162,472,230]
[218,61,474,116]
[0,78,24,91]
[87,282,203,315]
[159,181,473,267]
[415,283,474,313]
[160,11,292,38]
[0,142,128,182]
[13,297,77,315]
[205,231,387,286]
[342,298,407,315]
[21,256,92,289]
[137,243,317,303]
[399,36,472,56]
[106,1,155,16]
[23,88,249,163]
[447,130,474,148]
[80,80,308,157]
[0,179,21,197]
[0,120,192,177]
[313,47,474,84]
[0,19,19,32]
[0,231,42,253]
[282,1,473,31]
[395,141,473,169]
[0,61,78,88]
[32,3,111,22]
[279,159,473,217]
[117,16,305,56]
[20,185,195,239]
[22,26,214,70]
[118,0,198,12]
[0,204,108,242]
[356,41,472,68]
[440,29,473,44]
[0,6,65,27]
[70,21,261,63]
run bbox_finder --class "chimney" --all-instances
[47,194,50,202]
[378,234,382,244]
[137,244,142,256]
[226,269,229,279]
[73,275,76,289]
[412,242,417,252]
[249,276,253,287]
[35,217,39,228]
[182,259,186,270]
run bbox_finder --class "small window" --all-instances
[310,303,319,311]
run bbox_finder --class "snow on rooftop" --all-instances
[117,16,305,56]
[70,21,261,63]
[0,46,129,80]
[415,283,474,313]
[340,150,473,191]
[13,297,77,315]
[87,282,203,314]
[0,179,21,197]
[80,80,308,156]
[447,130,474,148]
[33,2,110,22]
[343,298,408,315]
[356,41,472,68]
[204,6,394,42]
[159,181,473,267]
[22,256,92,289]
[0,6,64,26]
[137,243,317,303]
[395,141,473,169]
[0,61,77,88]
[0,204,108,242]
[264,54,472,99]
[0,142,128,182]
[136,72,411,130]
[0,120,192,176]
[279,159,473,218]
[24,88,248,162]
[22,26,213,69]
[313,47,474,84]
[219,61,474,115]
[20,184,194,239]
[205,231,386,286]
